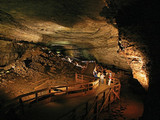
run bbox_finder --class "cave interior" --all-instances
[0,0,160,120]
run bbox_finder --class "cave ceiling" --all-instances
[0,0,132,70]
[0,1,159,119]
[0,0,151,89]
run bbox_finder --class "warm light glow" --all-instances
[123,47,149,90]
[12,28,42,42]
[133,71,149,90]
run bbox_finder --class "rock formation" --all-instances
[0,0,159,119]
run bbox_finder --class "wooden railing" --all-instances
[57,83,121,120]
[75,73,95,83]
[0,79,100,116]
[1,72,121,120]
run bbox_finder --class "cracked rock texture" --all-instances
[0,0,159,119]
[0,0,152,90]
[0,0,131,71]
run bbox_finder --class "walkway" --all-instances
[1,72,121,120]
[21,84,109,120]
[98,85,144,120]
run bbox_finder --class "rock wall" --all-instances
[0,41,27,66]
[0,4,131,70]
[118,38,149,89]
[0,0,159,119]
[0,0,151,90]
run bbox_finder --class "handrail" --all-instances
[57,83,121,120]
[1,72,121,120]
[56,87,110,120]
[1,78,100,114]
[75,73,95,83]
[85,83,121,120]
[15,80,98,100]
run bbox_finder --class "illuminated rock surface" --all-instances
[0,0,150,89]
[0,0,159,119]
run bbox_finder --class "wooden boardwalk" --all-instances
[0,73,121,120]
[22,84,109,120]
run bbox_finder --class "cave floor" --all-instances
[99,85,144,120]
[14,83,144,120]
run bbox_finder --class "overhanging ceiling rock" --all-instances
[0,0,131,70]
[0,0,150,89]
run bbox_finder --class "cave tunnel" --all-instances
[0,0,159,120]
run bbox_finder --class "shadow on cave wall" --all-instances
[100,0,160,119]
[128,78,146,96]
[0,90,13,120]
[0,90,20,120]
[0,90,11,108]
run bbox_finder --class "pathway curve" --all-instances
[21,84,109,120]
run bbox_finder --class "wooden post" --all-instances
[113,87,116,101]
[84,84,86,94]
[118,85,121,99]
[66,86,68,94]
[108,92,111,112]
[19,98,24,114]
[94,96,98,120]
[82,75,84,82]
[102,92,105,105]
[75,73,77,82]
[86,102,88,116]
[35,93,38,103]
[49,88,51,94]
[87,84,89,91]
[48,88,52,102]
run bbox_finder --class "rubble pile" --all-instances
[6,47,82,81]
[0,46,84,99]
